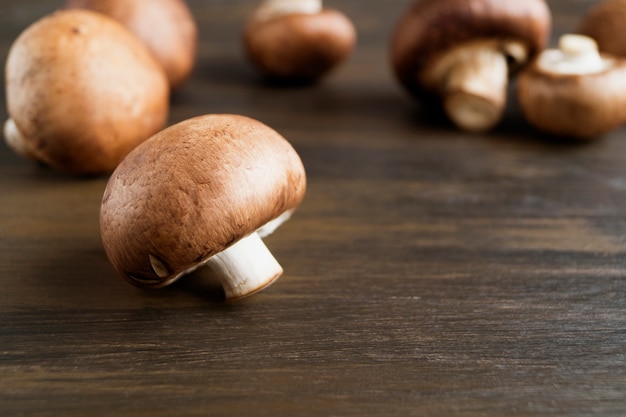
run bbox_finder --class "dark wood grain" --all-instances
[1,1,625,416]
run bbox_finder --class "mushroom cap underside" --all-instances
[391,0,551,97]
[100,114,306,287]
[4,9,169,174]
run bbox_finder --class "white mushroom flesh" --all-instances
[257,209,294,238]
[155,215,292,300]
[253,0,322,22]
[202,232,283,300]
[423,39,526,132]
[538,34,610,75]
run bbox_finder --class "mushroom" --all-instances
[65,0,198,89]
[579,0,626,58]
[100,114,307,301]
[517,34,626,140]
[390,0,551,132]
[243,0,356,83]
[4,10,169,174]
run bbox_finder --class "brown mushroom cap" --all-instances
[4,10,169,174]
[518,53,626,139]
[243,9,356,82]
[65,0,198,89]
[100,114,306,297]
[579,0,626,58]
[391,0,551,99]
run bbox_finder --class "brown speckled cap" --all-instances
[4,9,169,174]
[100,114,306,290]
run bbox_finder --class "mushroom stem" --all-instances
[3,118,39,161]
[538,34,608,75]
[203,232,283,300]
[254,0,322,21]
[442,46,509,133]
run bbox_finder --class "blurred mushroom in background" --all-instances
[243,0,356,84]
[390,0,551,133]
[518,34,626,140]
[65,0,198,89]
[4,10,169,174]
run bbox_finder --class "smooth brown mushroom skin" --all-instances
[100,114,306,291]
[4,10,169,174]
[244,9,356,82]
[390,0,551,99]
[517,57,626,139]
[65,0,197,89]
[579,0,626,58]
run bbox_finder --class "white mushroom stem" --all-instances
[253,0,322,22]
[538,34,609,75]
[423,40,527,133]
[203,232,283,300]
[3,118,39,160]
[444,49,508,132]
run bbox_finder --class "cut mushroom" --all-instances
[518,34,626,140]
[390,0,551,132]
[579,0,626,58]
[65,0,197,89]
[243,0,356,83]
[4,10,169,174]
[100,114,307,301]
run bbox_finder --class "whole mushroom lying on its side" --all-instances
[65,0,197,89]
[243,0,356,83]
[4,10,169,174]
[390,0,551,133]
[517,34,626,140]
[100,114,307,301]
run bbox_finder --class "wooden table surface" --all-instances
[1,1,625,416]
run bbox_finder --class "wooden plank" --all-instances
[0,1,624,416]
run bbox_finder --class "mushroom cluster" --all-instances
[243,0,356,83]
[100,114,307,301]
[3,2,310,300]
[7,1,626,302]
[4,10,169,174]
[390,0,552,133]
[64,0,198,89]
